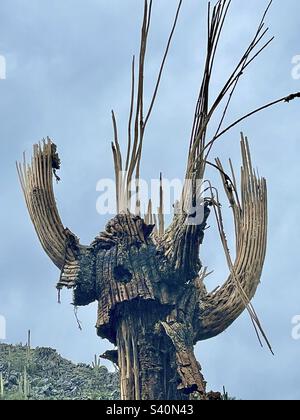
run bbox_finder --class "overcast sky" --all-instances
[0,0,300,400]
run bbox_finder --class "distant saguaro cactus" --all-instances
[0,372,4,399]
[17,0,300,400]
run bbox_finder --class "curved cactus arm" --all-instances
[194,135,268,342]
[16,139,81,288]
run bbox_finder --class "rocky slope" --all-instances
[0,343,120,400]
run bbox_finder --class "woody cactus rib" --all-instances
[112,0,183,214]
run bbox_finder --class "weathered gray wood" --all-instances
[17,134,267,399]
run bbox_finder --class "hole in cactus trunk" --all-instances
[113,265,133,284]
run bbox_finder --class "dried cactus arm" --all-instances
[16,139,81,287]
[160,206,211,283]
[194,136,268,342]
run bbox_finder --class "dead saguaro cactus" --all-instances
[17,0,299,400]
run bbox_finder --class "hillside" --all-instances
[0,343,120,400]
